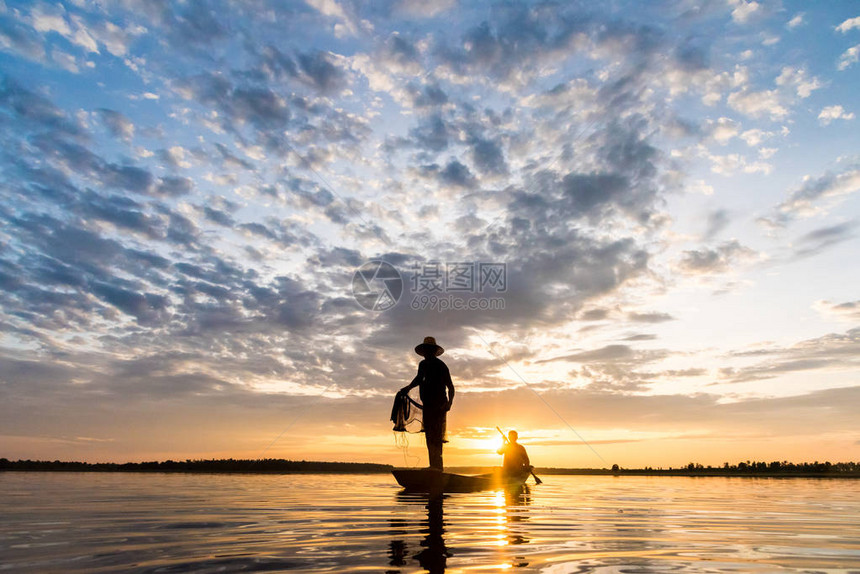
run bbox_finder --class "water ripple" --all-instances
[1,473,858,572]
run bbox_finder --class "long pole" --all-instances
[496,426,542,485]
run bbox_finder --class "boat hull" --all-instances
[392,468,530,493]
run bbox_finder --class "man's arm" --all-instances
[445,367,455,410]
[400,361,424,394]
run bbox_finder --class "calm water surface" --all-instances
[1,472,858,573]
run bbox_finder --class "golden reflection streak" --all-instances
[494,490,507,547]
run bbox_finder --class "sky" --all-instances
[1,0,858,469]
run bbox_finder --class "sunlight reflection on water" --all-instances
[1,472,858,573]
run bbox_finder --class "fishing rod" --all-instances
[496,426,542,485]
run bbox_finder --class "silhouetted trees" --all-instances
[1,458,858,477]
[600,460,859,477]
[0,458,393,473]
[533,461,860,477]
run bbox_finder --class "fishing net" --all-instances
[390,391,423,433]
[390,391,424,465]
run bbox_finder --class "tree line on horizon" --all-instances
[1,457,859,476]
[607,460,860,476]
[0,458,394,473]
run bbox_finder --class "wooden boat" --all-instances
[392,467,531,493]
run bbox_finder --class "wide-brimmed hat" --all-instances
[415,336,444,356]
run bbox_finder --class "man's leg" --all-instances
[424,410,445,470]
[427,436,443,470]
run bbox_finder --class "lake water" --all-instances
[1,472,859,573]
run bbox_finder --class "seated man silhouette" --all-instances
[497,430,531,476]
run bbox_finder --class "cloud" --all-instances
[434,3,592,87]
[406,81,448,108]
[296,51,346,93]
[305,0,363,38]
[0,16,47,63]
[775,67,821,99]
[407,114,449,151]
[793,222,857,258]
[98,108,135,142]
[420,160,477,189]
[91,282,171,326]
[776,167,860,219]
[156,176,194,197]
[395,0,456,18]
[623,333,658,342]
[528,342,682,393]
[542,344,637,363]
[627,312,675,323]
[786,13,805,29]
[705,151,773,176]
[28,4,71,36]
[0,76,83,138]
[835,17,860,34]
[813,300,860,322]
[837,44,859,71]
[721,327,860,384]
[50,48,80,73]
[709,117,740,144]
[703,209,731,241]
[739,128,774,147]
[470,136,508,176]
[164,0,226,49]
[727,89,788,119]
[818,105,855,125]
[678,240,757,275]
[579,308,610,321]
[728,0,762,24]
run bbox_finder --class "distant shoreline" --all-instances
[2,458,859,478]
[0,458,393,474]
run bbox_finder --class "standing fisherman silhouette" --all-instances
[398,337,455,470]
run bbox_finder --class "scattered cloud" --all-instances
[721,327,860,384]
[835,17,860,34]
[395,0,457,18]
[813,300,860,322]
[775,67,822,98]
[793,222,857,258]
[727,89,788,120]
[703,209,731,241]
[98,109,135,142]
[627,312,675,324]
[838,45,859,71]
[818,105,855,125]
[786,13,804,30]
[729,0,763,25]
[739,128,774,146]
[709,117,740,144]
[776,167,860,219]
[678,240,758,275]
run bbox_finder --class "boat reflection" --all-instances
[389,484,532,572]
